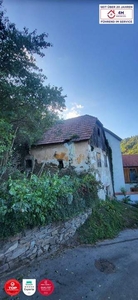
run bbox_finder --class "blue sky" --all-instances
[3,0,138,139]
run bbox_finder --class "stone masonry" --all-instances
[0,209,92,276]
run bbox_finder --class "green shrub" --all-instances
[77,200,124,243]
[0,172,100,239]
[78,200,138,244]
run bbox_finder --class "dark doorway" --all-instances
[26,159,33,169]
[58,160,64,169]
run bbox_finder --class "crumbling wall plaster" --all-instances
[31,141,113,199]
[87,145,113,199]
[31,144,69,168]
[31,141,89,172]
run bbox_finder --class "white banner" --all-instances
[99,4,134,24]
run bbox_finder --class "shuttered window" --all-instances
[124,168,129,183]
[124,167,138,183]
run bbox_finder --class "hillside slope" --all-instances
[121,135,138,154]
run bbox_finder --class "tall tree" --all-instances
[0,0,66,149]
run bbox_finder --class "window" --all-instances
[124,167,138,183]
[129,169,137,183]
[96,152,101,167]
[98,128,100,136]
[104,154,108,167]
[91,145,94,151]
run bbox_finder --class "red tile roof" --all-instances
[122,155,138,167]
[36,115,99,145]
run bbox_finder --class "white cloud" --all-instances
[65,110,80,119]
[76,104,84,109]
[60,102,84,119]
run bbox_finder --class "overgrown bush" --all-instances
[0,172,100,239]
[77,199,138,244]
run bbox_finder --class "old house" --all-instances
[122,154,138,192]
[31,115,125,200]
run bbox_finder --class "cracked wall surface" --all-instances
[31,141,113,200]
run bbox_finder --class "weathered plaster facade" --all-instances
[31,143,69,166]
[31,141,89,170]
[31,141,113,200]
[88,146,113,199]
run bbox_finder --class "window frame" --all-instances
[96,152,102,168]
[129,168,137,183]
[124,167,138,183]
[104,154,108,167]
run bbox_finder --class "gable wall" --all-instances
[105,131,125,193]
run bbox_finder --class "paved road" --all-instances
[1,229,138,300]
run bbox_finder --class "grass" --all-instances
[77,200,138,244]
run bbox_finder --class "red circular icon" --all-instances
[38,279,54,296]
[4,278,21,296]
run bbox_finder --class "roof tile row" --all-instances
[122,155,138,167]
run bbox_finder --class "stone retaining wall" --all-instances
[0,209,92,275]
